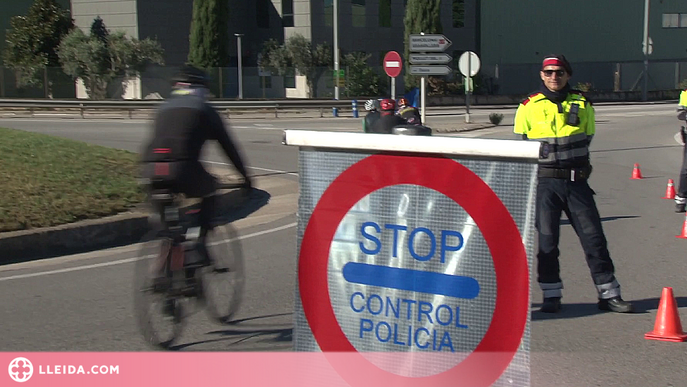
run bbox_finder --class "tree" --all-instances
[3,0,73,88]
[403,0,443,89]
[57,19,164,100]
[341,52,385,98]
[187,0,230,68]
[259,34,332,97]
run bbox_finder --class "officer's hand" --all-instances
[681,127,687,145]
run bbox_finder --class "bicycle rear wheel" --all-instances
[201,223,245,324]
[133,231,185,349]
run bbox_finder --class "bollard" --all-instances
[332,107,339,117]
[352,99,359,118]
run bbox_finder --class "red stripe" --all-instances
[153,148,171,154]
[542,58,564,67]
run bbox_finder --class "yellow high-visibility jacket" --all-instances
[514,90,594,168]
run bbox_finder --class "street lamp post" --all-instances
[641,0,650,102]
[333,0,339,100]
[235,33,244,100]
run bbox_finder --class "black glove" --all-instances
[681,127,687,145]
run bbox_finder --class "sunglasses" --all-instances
[542,69,566,77]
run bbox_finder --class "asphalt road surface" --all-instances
[1,103,687,387]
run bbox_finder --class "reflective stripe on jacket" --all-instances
[514,91,594,168]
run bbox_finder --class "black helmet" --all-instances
[171,65,210,87]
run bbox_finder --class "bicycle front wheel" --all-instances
[201,223,245,324]
[133,231,185,349]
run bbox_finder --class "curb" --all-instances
[0,211,150,265]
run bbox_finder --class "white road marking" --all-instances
[0,222,297,282]
[202,160,298,176]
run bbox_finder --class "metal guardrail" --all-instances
[0,98,359,119]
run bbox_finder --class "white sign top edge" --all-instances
[283,130,542,160]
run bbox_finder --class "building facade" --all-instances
[67,0,476,98]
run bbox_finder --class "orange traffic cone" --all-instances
[631,163,643,179]
[677,212,687,239]
[663,179,676,199]
[645,287,687,342]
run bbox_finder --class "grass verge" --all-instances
[0,127,145,232]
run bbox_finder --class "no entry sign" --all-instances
[383,51,403,78]
[285,131,541,387]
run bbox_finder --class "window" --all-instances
[352,0,365,28]
[379,0,391,28]
[283,0,294,27]
[284,69,296,88]
[453,0,464,28]
[257,0,269,28]
[324,0,333,27]
[659,12,687,28]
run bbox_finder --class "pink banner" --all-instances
[2,352,515,387]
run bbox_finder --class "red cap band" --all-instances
[542,58,564,68]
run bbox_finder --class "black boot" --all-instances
[676,203,686,213]
[598,296,633,313]
[540,297,562,313]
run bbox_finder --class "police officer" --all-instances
[369,99,407,134]
[675,89,687,212]
[514,54,633,313]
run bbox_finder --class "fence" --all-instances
[2,60,687,100]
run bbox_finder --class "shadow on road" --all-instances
[561,215,639,226]
[169,313,293,351]
[592,144,682,153]
[531,296,687,320]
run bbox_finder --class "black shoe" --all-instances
[598,296,633,313]
[540,297,562,313]
[676,203,686,213]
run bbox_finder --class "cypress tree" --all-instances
[403,0,443,89]
[187,0,229,68]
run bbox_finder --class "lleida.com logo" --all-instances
[8,357,33,383]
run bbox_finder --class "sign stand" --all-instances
[409,33,453,125]
[458,51,481,124]
[383,51,403,101]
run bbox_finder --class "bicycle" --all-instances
[134,180,247,349]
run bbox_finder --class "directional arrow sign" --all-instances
[409,65,452,76]
[409,53,452,65]
[409,34,452,52]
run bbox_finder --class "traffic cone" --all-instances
[677,212,687,239]
[663,179,676,199]
[631,163,643,179]
[645,287,687,342]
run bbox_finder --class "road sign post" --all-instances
[383,51,403,100]
[284,130,541,387]
[409,34,453,125]
[458,51,481,123]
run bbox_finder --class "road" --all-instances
[1,103,687,386]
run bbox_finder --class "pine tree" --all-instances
[90,16,109,44]
[187,0,230,68]
[403,0,443,89]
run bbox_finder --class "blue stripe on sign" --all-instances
[342,262,480,299]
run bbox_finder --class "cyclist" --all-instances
[368,98,407,134]
[396,97,422,125]
[362,99,380,133]
[140,65,252,264]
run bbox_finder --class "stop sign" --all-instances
[383,51,403,78]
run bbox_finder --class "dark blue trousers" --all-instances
[536,178,618,298]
